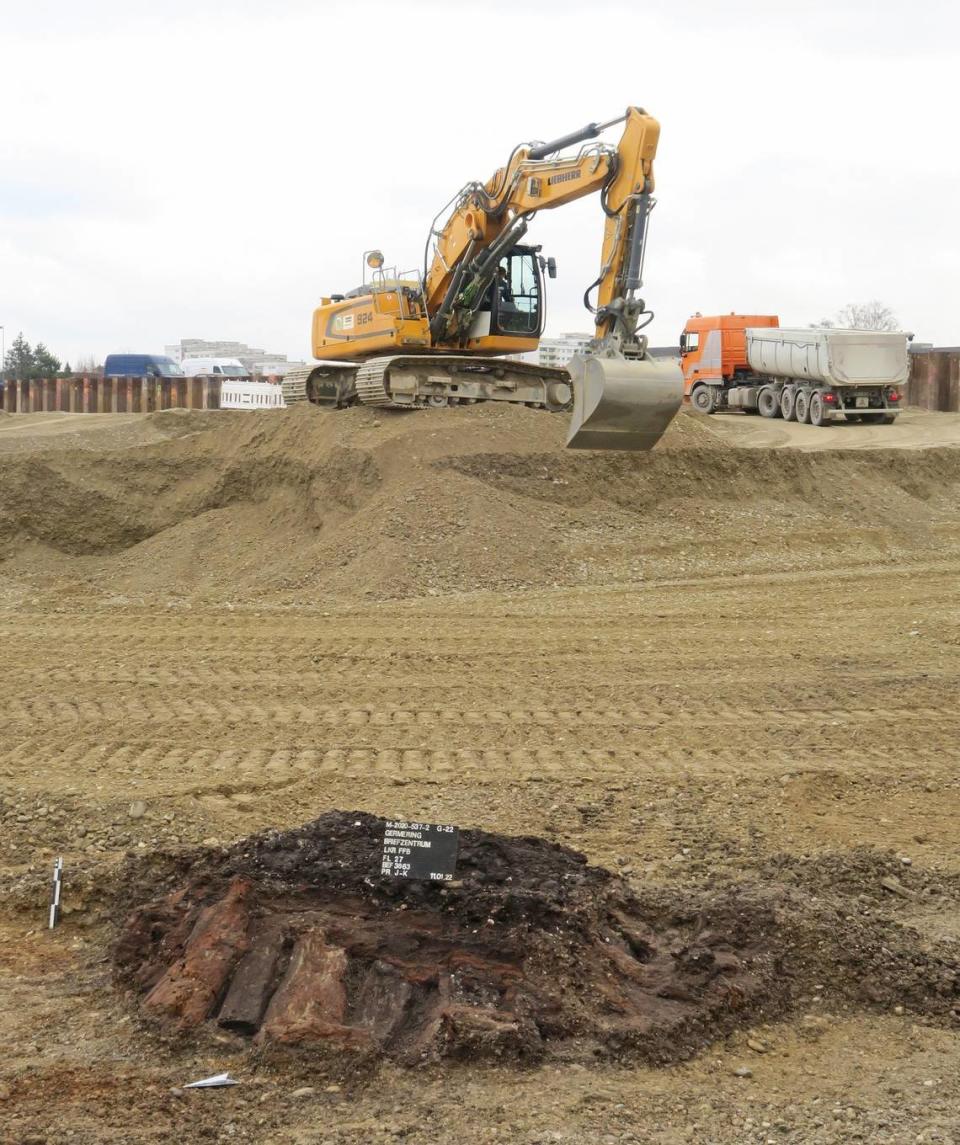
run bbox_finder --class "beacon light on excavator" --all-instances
[282,106,683,452]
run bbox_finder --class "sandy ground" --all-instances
[0,412,196,453]
[700,407,960,452]
[1,404,959,1144]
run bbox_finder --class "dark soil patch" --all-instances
[111,812,960,1067]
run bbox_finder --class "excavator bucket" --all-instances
[565,353,684,451]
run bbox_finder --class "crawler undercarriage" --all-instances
[281,355,573,412]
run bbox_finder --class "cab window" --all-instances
[492,250,541,336]
[682,330,700,353]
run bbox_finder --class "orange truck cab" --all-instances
[679,312,906,426]
[679,313,778,396]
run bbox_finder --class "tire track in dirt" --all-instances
[5,673,954,722]
[6,664,956,711]
[2,698,957,732]
[2,553,956,643]
[3,735,958,795]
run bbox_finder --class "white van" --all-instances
[180,357,251,379]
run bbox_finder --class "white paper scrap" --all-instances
[184,1072,240,1089]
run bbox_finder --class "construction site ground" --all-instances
[1,403,959,1143]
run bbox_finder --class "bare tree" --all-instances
[817,301,900,331]
[74,355,103,376]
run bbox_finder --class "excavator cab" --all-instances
[490,248,544,337]
[471,246,545,344]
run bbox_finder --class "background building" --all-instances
[535,333,680,369]
[538,333,592,369]
[165,339,306,377]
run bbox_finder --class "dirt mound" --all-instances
[0,405,701,600]
[0,408,213,456]
[443,441,960,512]
[2,404,960,602]
[111,812,960,1068]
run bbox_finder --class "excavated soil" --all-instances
[1,404,960,1143]
[1,404,959,603]
[111,812,959,1069]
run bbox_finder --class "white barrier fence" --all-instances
[220,381,286,410]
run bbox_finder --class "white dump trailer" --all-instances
[680,315,909,426]
[736,328,908,425]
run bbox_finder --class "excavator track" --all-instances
[281,364,359,408]
[351,355,573,411]
[280,368,312,405]
[355,359,405,408]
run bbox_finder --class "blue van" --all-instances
[103,354,184,378]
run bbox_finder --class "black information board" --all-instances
[380,820,459,881]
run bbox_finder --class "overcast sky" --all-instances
[1,0,956,364]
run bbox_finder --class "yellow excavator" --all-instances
[282,106,682,450]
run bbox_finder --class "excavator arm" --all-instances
[426,109,655,344]
[422,108,682,448]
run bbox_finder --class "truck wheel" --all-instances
[758,387,781,418]
[691,385,716,414]
[795,389,811,423]
[878,413,897,425]
[780,387,797,421]
[809,391,829,427]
